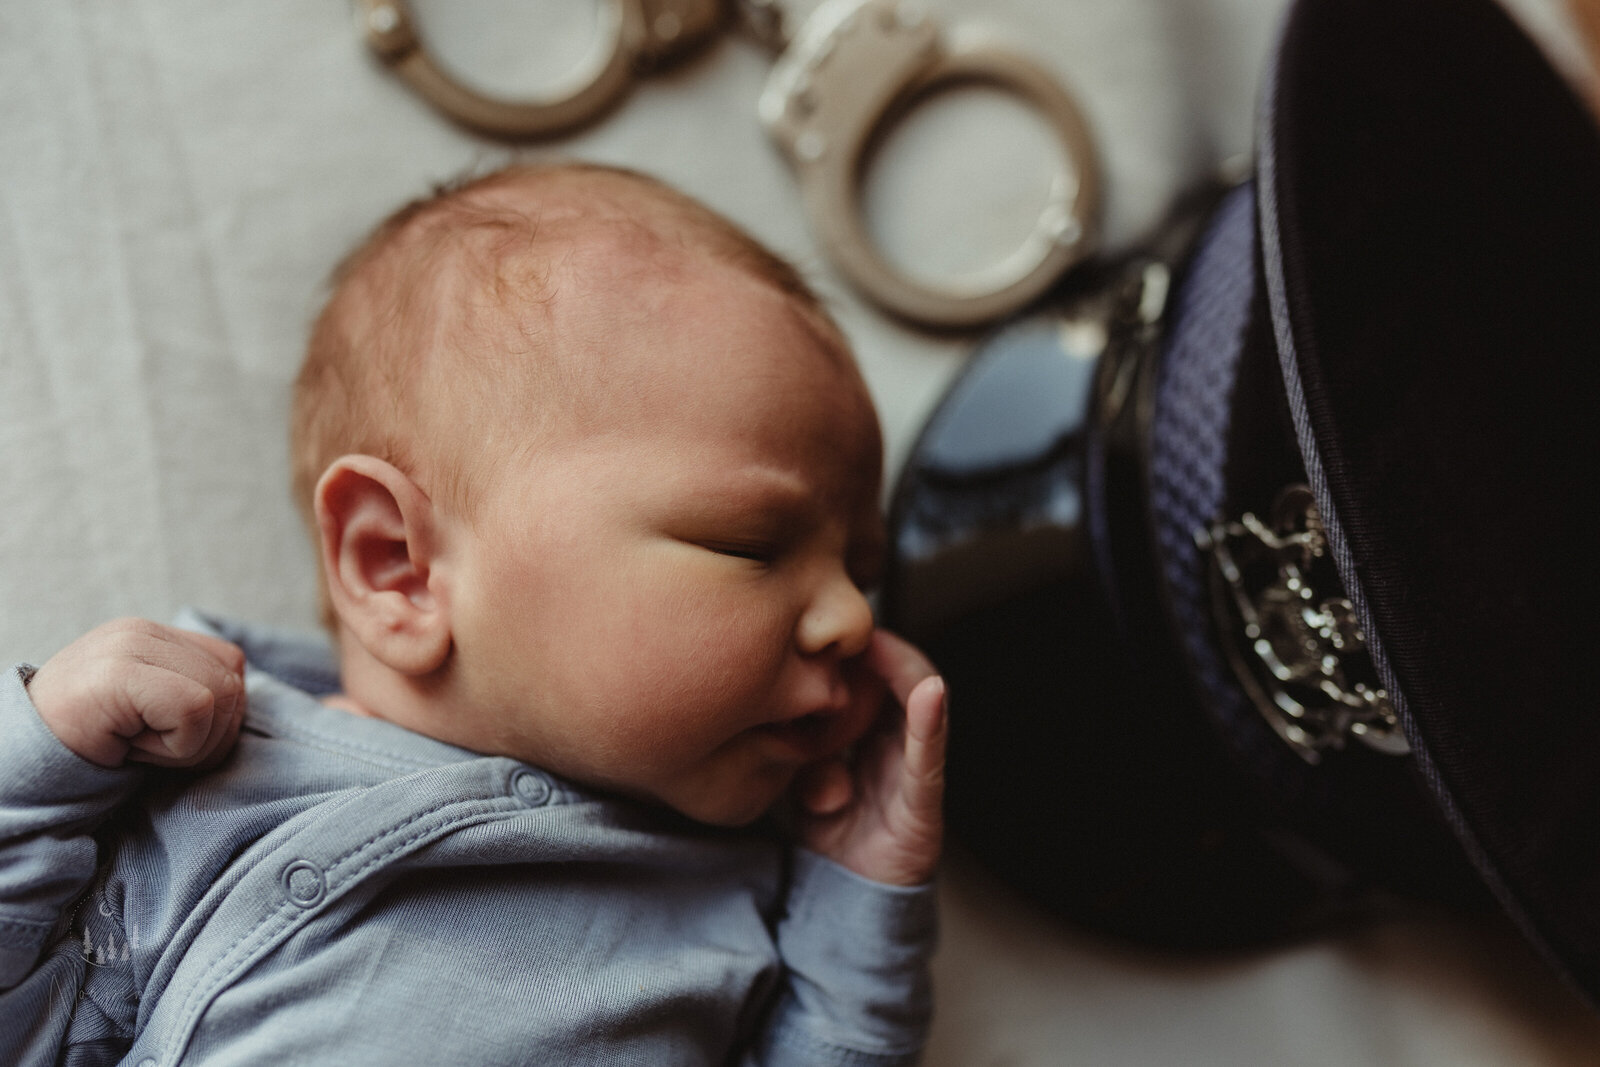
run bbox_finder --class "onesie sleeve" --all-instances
[746,848,937,1067]
[0,663,142,989]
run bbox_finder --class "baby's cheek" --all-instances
[667,595,790,669]
[606,616,777,710]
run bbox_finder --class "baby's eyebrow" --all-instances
[674,471,832,538]
[707,468,814,511]
[683,464,880,533]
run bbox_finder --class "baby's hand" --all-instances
[27,618,247,769]
[796,631,946,887]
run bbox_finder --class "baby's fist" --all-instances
[28,618,247,769]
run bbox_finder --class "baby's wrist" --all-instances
[25,662,126,768]
[2,661,143,825]
[810,844,939,889]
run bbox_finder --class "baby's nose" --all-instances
[797,571,874,660]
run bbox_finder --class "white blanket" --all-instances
[3,0,1596,1061]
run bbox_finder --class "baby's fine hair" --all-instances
[291,159,835,523]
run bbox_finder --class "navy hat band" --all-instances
[1148,183,1259,762]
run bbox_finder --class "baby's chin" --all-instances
[657,772,800,829]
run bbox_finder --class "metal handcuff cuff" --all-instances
[354,0,1100,329]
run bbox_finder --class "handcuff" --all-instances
[354,0,1100,329]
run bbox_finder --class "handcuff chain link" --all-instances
[735,0,792,53]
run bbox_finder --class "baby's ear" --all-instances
[314,455,452,675]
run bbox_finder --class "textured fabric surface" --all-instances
[1147,182,1258,757]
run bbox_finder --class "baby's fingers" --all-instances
[797,758,855,817]
[118,623,247,766]
[866,630,938,709]
[901,676,947,800]
[124,662,245,766]
[168,628,249,681]
[31,619,246,767]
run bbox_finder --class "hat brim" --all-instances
[1256,0,1600,1000]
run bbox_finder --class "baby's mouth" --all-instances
[752,710,842,758]
[765,712,830,740]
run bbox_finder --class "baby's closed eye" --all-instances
[700,540,778,564]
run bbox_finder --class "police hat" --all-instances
[886,0,1600,1000]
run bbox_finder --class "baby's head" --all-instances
[291,163,886,825]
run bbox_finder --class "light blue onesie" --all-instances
[0,612,934,1066]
